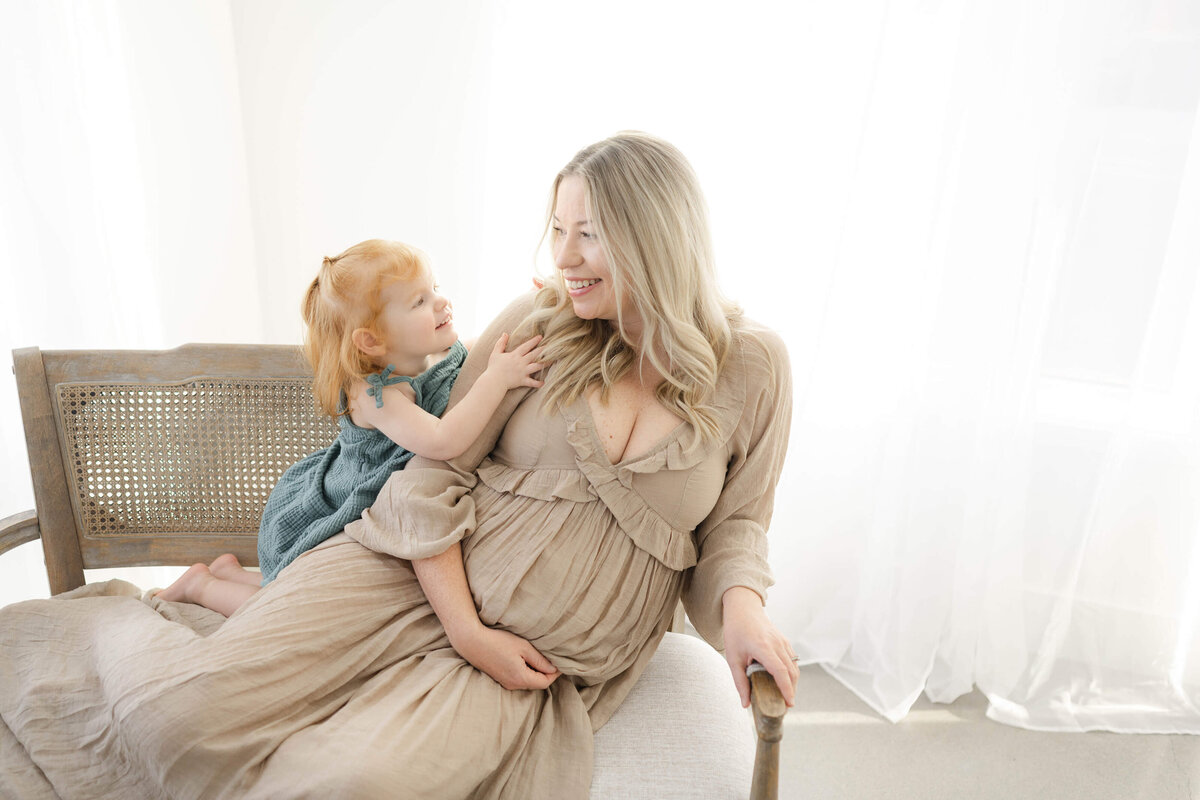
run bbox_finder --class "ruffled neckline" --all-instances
[562,356,748,477]
[572,399,691,473]
[477,339,754,571]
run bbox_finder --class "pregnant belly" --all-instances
[463,487,682,680]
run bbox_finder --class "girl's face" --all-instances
[552,175,641,334]
[373,266,456,369]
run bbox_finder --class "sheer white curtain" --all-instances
[767,0,1200,732]
[0,0,261,604]
[1,0,1197,734]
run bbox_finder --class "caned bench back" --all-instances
[12,345,337,594]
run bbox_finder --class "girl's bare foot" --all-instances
[209,553,262,586]
[154,562,260,617]
[156,563,213,604]
[209,553,243,577]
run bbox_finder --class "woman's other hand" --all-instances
[453,624,561,691]
[721,586,798,708]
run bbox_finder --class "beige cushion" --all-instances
[591,632,756,799]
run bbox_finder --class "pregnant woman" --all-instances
[0,131,796,799]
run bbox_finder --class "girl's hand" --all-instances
[452,624,561,690]
[485,333,548,390]
[721,586,798,708]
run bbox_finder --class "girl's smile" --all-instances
[371,266,457,375]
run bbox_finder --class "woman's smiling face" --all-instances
[552,175,641,333]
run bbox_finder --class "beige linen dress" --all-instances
[0,293,792,800]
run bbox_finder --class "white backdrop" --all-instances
[1,0,1198,733]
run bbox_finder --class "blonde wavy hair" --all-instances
[301,239,427,418]
[520,131,741,442]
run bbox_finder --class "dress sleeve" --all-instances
[343,292,540,560]
[682,324,794,649]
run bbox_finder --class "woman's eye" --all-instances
[579,231,593,239]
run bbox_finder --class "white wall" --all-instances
[225,0,808,344]
[230,0,508,343]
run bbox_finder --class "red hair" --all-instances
[300,239,427,418]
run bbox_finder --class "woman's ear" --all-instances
[351,327,385,358]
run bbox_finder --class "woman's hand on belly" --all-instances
[413,542,560,690]
[452,623,562,690]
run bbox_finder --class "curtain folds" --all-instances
[775,0,1200,732]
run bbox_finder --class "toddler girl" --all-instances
[157,239,546,617]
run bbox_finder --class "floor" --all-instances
[779,666,1200,799]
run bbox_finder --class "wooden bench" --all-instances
[2,343,786,800]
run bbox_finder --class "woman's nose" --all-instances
[554,239,580,270]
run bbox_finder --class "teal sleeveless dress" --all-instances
[256,341,468,584]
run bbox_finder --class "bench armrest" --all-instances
[0,510,40,558]
[748,662,788,800]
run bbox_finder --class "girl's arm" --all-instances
[350,333,545,462]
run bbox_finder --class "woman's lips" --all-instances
[565,278,601,296]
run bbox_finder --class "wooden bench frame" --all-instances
[1,343,786,800]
